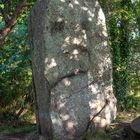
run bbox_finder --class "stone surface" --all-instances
[29,0,117,140]
[131,116,140,134]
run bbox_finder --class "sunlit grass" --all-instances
[116,110,140,122]
[116,90,140,122]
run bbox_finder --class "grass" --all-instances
[0,122,36,136]
[116,110,140,122]
[0,98,140,138]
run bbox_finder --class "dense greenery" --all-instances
[0,0,35,120]
[0,0,140,121]
[110,1,140,110]
[100,0,140,110]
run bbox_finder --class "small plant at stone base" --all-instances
[85,129,111,140]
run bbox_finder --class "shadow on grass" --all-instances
[0,121,36,137]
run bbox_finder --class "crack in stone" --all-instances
[56,78,101,101]
[50,69,88,90]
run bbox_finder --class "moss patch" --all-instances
[85,129,111,140]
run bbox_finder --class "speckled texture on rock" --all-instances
[29,0,117,140]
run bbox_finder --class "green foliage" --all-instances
[0,0,35,119]
[106,0,140,110]
[0,123,35,136]
[85,129,111,140]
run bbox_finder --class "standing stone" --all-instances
[29,0,117,140]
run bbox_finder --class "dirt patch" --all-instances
[0,132,29,140]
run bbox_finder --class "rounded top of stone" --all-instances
[130,116,140,134]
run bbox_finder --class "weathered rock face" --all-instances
[131,116,140,134]
[29,0,117,140]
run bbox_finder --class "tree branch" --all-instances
[0,0,26,47]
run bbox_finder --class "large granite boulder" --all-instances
[29,0,117,140]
